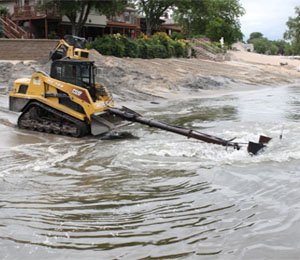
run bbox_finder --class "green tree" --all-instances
[248,34,294,55]
[137,0,176,37]
[284,6,300,54]
[174,0,245,44]
[250,37,269,54]
[284,43,294,55]
[274,40,292,55]
[248,32,263,42]
[269,42,279,55]
[45,0,127,36]
[249,37,280,55]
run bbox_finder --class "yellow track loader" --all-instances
[9,59,126,137]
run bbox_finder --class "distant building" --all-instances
[1,0,60,38]
[105,7,141,39]
[0,0,141,39]
[160,12,182,36]
[61,9,107,40]
[139,10,182,36]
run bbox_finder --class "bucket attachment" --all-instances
[91,111,130,136]
[247,135,272,155]
[259,135,272,144]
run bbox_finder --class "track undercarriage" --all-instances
[17,102,89,137]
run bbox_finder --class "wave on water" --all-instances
[0,86,300,259]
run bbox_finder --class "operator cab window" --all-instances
[51,62,93,88]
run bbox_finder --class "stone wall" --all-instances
[0,39,59,60]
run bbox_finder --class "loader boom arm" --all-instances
[108,107,241,150]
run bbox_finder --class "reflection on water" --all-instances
[0,86,300,259]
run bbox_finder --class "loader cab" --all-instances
[64,35,87,49]
[50,60,97,100]
[50,35,89,61]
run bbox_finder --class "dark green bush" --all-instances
[87,35,124,57]
[148,44,168,59]
[136,41,148,59]
[88,32,190,59]
[171,32,186,40]
[123,38,139,58]
[172,41,185,57]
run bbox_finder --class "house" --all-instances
[105,7,140,39]
[0,0,141,39]
[139,11,182,36]
[61,7,140,39]
[0,0,60,38]
[60,9,107,40]
[160,12,182,36]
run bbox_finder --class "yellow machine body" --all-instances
[10,72,111,119]
[50,35,89,61]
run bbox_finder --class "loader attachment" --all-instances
[91,111,130,136]
[108,107,241,150]
[247,135,272,155]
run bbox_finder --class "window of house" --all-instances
[124,12,130,22]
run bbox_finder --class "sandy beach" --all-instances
[229,48,300,82]
[89,48,300,101]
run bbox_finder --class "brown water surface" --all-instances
[0,86,300,259]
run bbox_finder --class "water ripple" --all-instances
[1,86,300,259]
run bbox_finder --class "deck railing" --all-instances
[0,16,30,39]
[12,4,60,20]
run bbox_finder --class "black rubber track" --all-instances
[17,101,90,137]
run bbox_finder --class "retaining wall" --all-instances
[0,39,59,60]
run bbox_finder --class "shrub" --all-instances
[172,41,185,57]
[171,32,186,40]
[136,41,148,59]
[136,42,167,59]
[152,32,172,47]
[123,37,139,58]
[0,6,9,17]
[149,44,167,58]
[88,33,190,59]
[88,34,125,57]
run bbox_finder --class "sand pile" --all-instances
[1,49,299,99]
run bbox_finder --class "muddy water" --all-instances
[0,86,300,260]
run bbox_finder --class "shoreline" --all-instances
[1,49,300,102]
